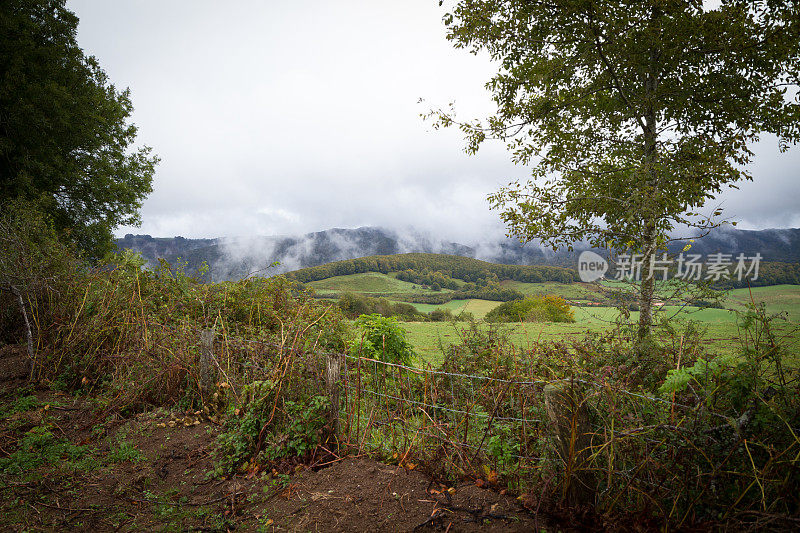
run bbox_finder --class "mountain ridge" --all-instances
[115,226,800,281]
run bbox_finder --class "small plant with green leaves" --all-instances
[107,437,144,464]
[351,313,415,364]
[262,396,330,461]
[486,422,521,468]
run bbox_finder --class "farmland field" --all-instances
[401,285,800,363]
[304,272,800,364]
[307,272,449,297]
[409,298,501,319]
[500,280,608,302]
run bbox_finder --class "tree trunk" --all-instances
[637,229,657,342]
[637,39,660,343]
[11,285,36,379]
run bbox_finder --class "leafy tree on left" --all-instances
[0,0,157,258]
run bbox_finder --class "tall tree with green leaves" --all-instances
[0,0,157,258]
[430,0,800,341]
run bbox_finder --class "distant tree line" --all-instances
[395,269,460,291]
[394,267,529,302]
[337,293,423,320]
[285,253,579,285]
[598,260,800,290]
[335,292,473,322]
[717,261,800,289]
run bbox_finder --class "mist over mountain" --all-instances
[115,226,800,281]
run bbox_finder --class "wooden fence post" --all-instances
[325,353,343,441]
[199,329,217,400]
[544,379,596,507]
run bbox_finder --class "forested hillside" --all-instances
[284,252,579,284]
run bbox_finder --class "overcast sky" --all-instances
[67,0,800,243]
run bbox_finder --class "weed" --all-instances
[107,437,144,463]
[0,425,94,477]
[352,314,415,364]
[8,394,40,414]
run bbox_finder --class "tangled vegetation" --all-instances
[1,204,347,411]
[342,308,799,529]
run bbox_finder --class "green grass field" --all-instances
[725,285,800,318]
[409,299,501,319]
[401,285,800,363]
[307,272,449,297]
[306,272,799,364]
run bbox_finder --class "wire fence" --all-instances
[212,332,561,488]
[201,329,799,515]
[336,353,555,491]
[215,331,709,495]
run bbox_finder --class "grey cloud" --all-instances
[67,0,798,244]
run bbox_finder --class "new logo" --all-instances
[578,251,608,282]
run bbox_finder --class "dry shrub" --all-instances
[25,250,347,412]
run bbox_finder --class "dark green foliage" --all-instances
[485,296,575,323]
[719,261,800,288]
[453,283,524,302]
[336,293,472,322]
[286,253,578,285]
[427,308,452,322]
[425,308,473,322]
[606,259,800,288]
[0,0,157,258]
[400,292,455,305]
[336,292,426,321]
[395,269,460,290]
[390,284,524,304]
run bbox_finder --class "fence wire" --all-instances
[192,329,800,520]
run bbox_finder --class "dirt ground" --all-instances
[0,346,545,532]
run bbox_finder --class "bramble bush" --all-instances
[2,219,348,411]
[385,304,799,528]
[213,380,331,476]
